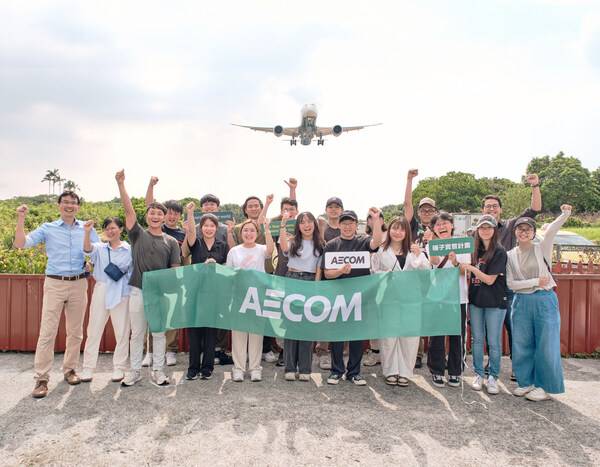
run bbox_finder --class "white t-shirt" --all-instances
[226,244,268,272]
[427,245,470,304]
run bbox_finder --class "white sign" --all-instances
[324,251,371,269]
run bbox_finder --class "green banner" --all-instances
[142,264,461,341]
[428,236,474,257]
[261,220,296,236]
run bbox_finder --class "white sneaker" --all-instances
[151,369,170,386]
[111,369,125,382]
[80,368,93,382]
[513,385,535,397]
[298,373,311,382]
[262,351,278,363]
[232,369,244,382]
[142,353,153,367]
[166,352,177,366]
[250,369,262,382]
[486,376,499,395]
[284,372,296,381]
[319,354,332,370]
[362,349,380,366]
[525,387,551,401]
[471,375,483,391]
[121,370,142,387]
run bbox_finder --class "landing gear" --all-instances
[290,138,297,146]
[317,137,324,146]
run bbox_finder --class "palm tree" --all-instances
[63,180,80,192]
[41,171,54,195]
[48,169,60,195]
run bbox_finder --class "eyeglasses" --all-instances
[484,204,500,210]
[419,208,437,214]
[60,200,79,206]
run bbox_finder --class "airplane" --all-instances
[231,104,381,146]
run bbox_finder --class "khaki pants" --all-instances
[34,277,88,380]
[231,331,262,372]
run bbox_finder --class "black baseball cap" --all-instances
[339,210,358,222]
[514,217,536,232]
[326,197,343,209]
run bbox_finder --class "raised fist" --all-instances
[16,205,28,217]
[186,201,195,211]
[149,176,159,186]
[83,220,94,232]
[526,174,539,186]
[407,169,418,179]
[115,169,125,184]
[265,194,274,205]
[284,178,298,189]
[560,204,572,213]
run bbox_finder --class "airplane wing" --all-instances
[316,123,382,136]
[231,124,299,137]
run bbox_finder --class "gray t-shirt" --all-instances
[128,222,181,289]
[284,239,322,273]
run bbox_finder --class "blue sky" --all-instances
[1,0,599,216]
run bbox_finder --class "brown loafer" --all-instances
[32,379,49,398]
[64,369,81,385]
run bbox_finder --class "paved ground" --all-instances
[1,353,599,467]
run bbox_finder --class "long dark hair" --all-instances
[473,226,500,264]
[381,216,411,255]
[289,212,324,258]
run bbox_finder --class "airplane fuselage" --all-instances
[299,104,318,145]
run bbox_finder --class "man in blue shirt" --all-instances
[14,190,99,398]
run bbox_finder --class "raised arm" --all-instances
[83,220,94,253]
[526,174,542,212]
[404,169,418,223]
[263,218,275,258]
[185,202,197,247]
[258,193,274,223]
[284,177,298,201]
[145,176,159,207]
[13,204,28,249]
[279,212,291,253]
[115,169,137,231]
[368,207,384,250]
[540,204,571,259]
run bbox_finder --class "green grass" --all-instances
[568,227,600,245]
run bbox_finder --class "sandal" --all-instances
[385,375,398,385]
[397,377,409,387]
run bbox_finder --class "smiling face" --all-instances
[241,222,258,244]
[103,221,123,242]
[58,195,80,221]
[432,219,453,239]
[482,198,503,221]
[201,219,217,239]
[244,199,262,220]
[515,224,535,244]
[146,208,166,230]
[340,219,357,239]
[164,209,181,229]
[388,223,406,243]
[298,214,315,239]
[477,224,495,241]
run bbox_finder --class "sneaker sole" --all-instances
[447,382,460,388]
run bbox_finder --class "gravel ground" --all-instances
[1,353,599,466]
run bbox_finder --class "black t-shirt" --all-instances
[324,225,341,242]
[395,254,406,270]
[468,246,508,309]
[322,235,375,279]
[162,225,186,246]
[189,238,229,265]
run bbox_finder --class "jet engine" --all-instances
[332,125,343,137]
[274,125,284,137]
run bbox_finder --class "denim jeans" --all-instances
[470,305,506,378]
[511,290,564,394]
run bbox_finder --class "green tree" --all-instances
[381,203,403,223]
[526,153,600,212]
[63,180,80,192]
[500,184,531,218]
[41,171,54,195]
[413,172,487,212]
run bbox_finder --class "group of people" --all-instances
[14,169,569,403]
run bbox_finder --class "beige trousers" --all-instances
[34,277,88,380]
[231,331,263,372]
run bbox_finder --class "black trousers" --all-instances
[428,304,467,376]
[331,340,363,378]
[188,327,217,374]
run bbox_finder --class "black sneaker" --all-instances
[447,376,460,387]
[414,356,423,369]
[185,370,199,381]
[216,351,233,366]
[349,374,367,386]
[275,353,285,367]
[327,373,342,385]
[510,372,517,382]
[484,363,490,376]
[431,374,445,387]
[200,371,212,380]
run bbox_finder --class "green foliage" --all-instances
[526,152,600,212]
[500,184,531,218]
[569,227,600,245]
[381,204,404,223]
[220,203,244,223]
[413,172,488,212]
